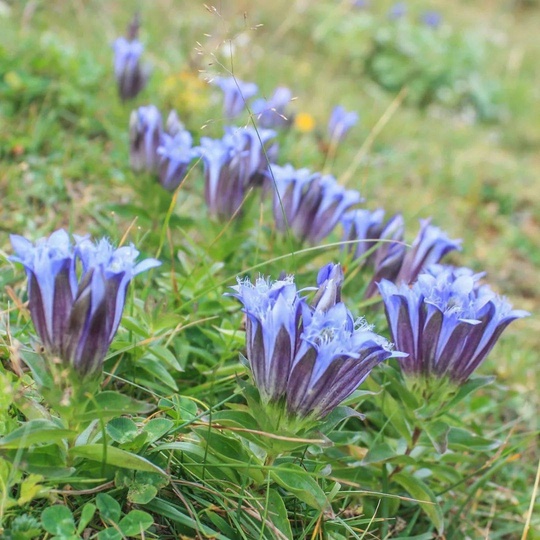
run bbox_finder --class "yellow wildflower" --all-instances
[294,112,316,133]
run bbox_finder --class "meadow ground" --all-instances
[0,1,539,538]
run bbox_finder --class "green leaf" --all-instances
[144,498,227,539]
[77,503,96,535]
[106,418,139,444]
[127,482,158,504]
[158,395,197,422]
[424,420,450,454]
[69,444,168,476]
[139,357,179,391]
[0,420,75,449]
[96,529,122,540]
[362,443,397,464]
[76,392,154,422]
[447,427,499,452]
[393,472,444,534]
[270,463,329,511]
[381,393,413,441]
[195,428,264,483]
[17,474,45,505]
[41,506,76,536]
[267,488,293,539]
[95,493,121,524]
[150,345,183,372]
[118,510,153,536]
[142,418,174,444]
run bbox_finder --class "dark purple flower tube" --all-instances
[378,267,529,384]
[129,105,163,173]
[287,303,400,419]
[230,276,305,403]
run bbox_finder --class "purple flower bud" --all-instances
[129,105,163,173]
[10,230,161,377]
[327,105,359,143]
[272,164,362,244]
[252,87,294,129]
[213,77,258,119]
[157,129,198,191]
[311,263,344,312]
[379,268,529,383]
[112,17,150,101]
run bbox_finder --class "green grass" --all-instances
[0,0,538,538]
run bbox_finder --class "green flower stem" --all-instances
[389,426,422,480]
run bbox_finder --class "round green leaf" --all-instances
[118,510,153,536]
[41,505,76,536]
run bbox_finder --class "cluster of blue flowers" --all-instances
[387,2,442,27]
[271,164,362,244]
[231,264,403,421]
[379,265,529,383]
[129,105,199,192]
[6,13,525,434]
[10,230,160,376]
[211,76,358,141]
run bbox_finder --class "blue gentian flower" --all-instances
[342,212,460,297]
[223,126,278,186]
[327,106,359,143]
[378,268,529,383]
[129,105,163,173]
[351,0,369,9]
[157,129,198,191]
[231,276,305,403]
[112,16,150,101]
[252,87,293,128]
[213,77,258,119]
[197,127,277,219]
[232,269,399,421]
[271,164,362,244]
[395,219,461,285]
[388,2,407,19]
[287,303,399,419]
[421,10,442,28]
[10,230,161,376]
[197,137,240,219]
